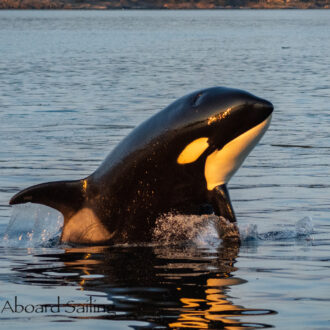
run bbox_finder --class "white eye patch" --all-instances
[177,137,209,164]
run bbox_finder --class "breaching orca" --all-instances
[10,87,273,244]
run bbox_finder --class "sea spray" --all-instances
[153,213,315,245]
[152,213,240,245]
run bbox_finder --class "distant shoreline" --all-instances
[1,0,329,10]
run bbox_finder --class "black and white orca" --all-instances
[10,87,273,244]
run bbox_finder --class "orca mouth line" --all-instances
[210,113,273,153]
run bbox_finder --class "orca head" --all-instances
[176,87,273,190]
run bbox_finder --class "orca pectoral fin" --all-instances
[210,184,236,223]
[9,180,85,220]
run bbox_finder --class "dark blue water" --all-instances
[0,10,329,329]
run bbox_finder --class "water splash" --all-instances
[153,213,315,246]
[238,223,259,241]
[3,203,315,248]
[239,216,314,242]
[2,204,63,248]
[295,216,314,236]
[152,213,215,245]
[152,213,240,246]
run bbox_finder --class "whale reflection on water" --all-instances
[9,243,276,328]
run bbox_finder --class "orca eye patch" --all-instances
[177,137,209,164]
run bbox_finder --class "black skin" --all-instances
[10,87,273,244]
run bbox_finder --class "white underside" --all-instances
[61,208,114,244]
[205,115,272,190]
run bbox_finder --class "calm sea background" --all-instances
[0,9,329,329]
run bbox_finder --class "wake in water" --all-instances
[2,204,314,248]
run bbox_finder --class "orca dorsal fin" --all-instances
[9,180,85,220]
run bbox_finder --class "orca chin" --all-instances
[10,87,273,245]
[205,114,272,190]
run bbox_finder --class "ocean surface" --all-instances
[0,9,329,329]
